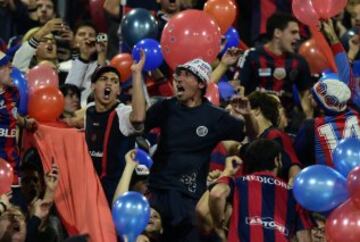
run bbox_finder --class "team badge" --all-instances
[196,126,208,137]
[273,68,286,80]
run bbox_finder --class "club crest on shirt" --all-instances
[273,68,286,80]
[196,126,208,137]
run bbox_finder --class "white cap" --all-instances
[312,78,351,113]
[176,59,212,84]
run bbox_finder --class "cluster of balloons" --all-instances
[26,64,64,122]
[112,149,153,240]
[292,0,347,26]
[326,138,360,242]
[11,63,64,123]
[293,137,360,242]
[111,8,163,76]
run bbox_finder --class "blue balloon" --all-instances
[134,148,153,169]
[221,27,240,55]
[218,81,235,101]
[132,38,163,71]
[10,67,28,115]
[333,138,360,177]
[112,192,150,241]
[293,165,348,212]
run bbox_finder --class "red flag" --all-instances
[30,125,117,242]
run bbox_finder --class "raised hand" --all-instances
[221,47,243,66]
[230,95,252,116]
[223,156,242,177]
[44,161,59,194]
[130,49,146,73]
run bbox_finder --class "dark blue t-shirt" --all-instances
[145,97,245,198]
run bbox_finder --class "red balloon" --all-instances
[348,166,360,208]
[27,64,59,95]
[312,0,347,19]
[89,0,108,33]
[110,53,134,83]
[0,159,14,195]
[161,10,221,70]
[204,0,237,34]
[299,39,331,75]
[28,86,64,122]
[292,0,319,26]
[326,199,360,242]
[205,82,220,106]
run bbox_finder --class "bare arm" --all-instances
[129,51,146,129]
[112,150,137,205]
[211,48,242,83]
[195,191,214,233]
[230,95,259,140]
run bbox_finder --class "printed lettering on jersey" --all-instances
[89,151,103,158]
[318,115,360,152]
[0,128,16,138]
[245,216,289,236]
[196,126,208,137]
[273,68,286,80]
[242,175,290,189]
[258,68,272,77]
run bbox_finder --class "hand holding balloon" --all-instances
[125,149,153,170]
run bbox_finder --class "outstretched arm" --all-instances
[112,150,138,205]
[129,50,146,130]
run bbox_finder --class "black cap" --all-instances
[90,66,121,84]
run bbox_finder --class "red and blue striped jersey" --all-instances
[225,171,313,242]
[259,127,301,180]
[238,46,311,95]
[238,46,312,112]
[314,108,360,167]
[0,86,20,171]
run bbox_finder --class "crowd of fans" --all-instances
[1,0,360,242]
